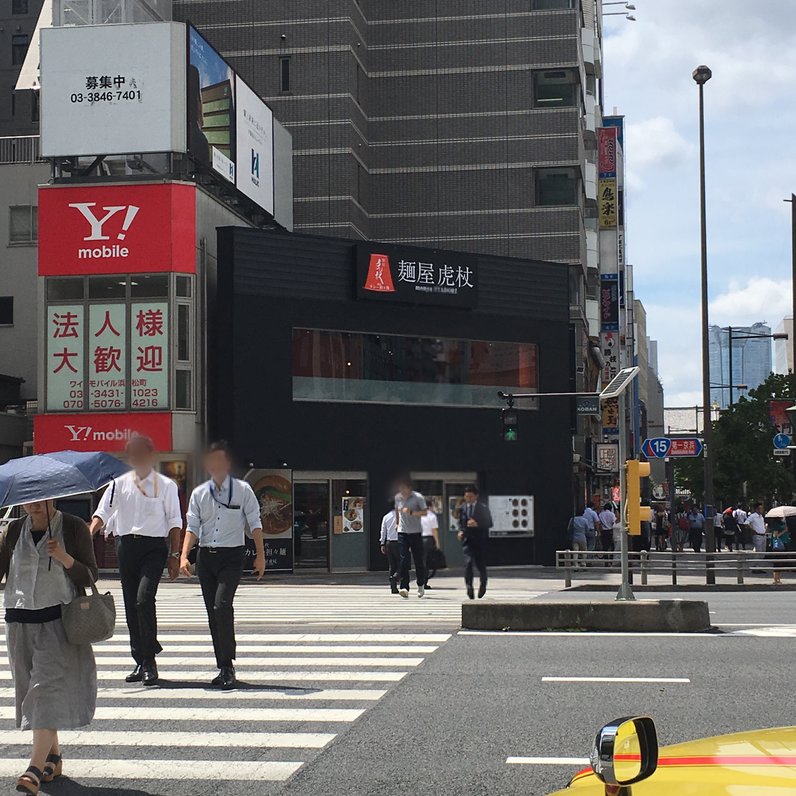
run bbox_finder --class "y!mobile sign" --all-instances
[34,412,173,454]
[38,183,196,276]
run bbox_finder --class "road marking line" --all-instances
[93,645,441,654]
[459,630,718,639]
[542,676,690,684]
[90,634,452,643]
[507,756,589,766]
[0,759,302,781]
[0,706,363,722]
[73,688,386,702]
[0,730,334,749]
[0,670,407,683]
[4,656,424,668]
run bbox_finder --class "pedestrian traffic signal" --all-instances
[625,459,652,536]
[502,407,519,443]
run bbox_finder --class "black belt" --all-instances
[121,534,166,540]
[200,545,244,553]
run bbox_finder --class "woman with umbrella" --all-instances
[0,499,98,794]
[765,506,796,586]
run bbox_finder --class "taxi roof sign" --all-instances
[600,367,640,401]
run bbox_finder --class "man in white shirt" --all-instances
[747,503,768,553]
[90,435,183,686]
[379,507,400,594]
[734,505,750,550]
[420,507,439,590]
[180,441,265,690]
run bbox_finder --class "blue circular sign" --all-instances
[774,433,791,450]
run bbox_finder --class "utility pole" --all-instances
[728,326,733,407]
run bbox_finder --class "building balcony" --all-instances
[0,136,43,165]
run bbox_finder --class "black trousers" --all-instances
[422,536,436,585]
[462,529,488,587]
[385,540,401,587]
[197,546,245,668]
[398,533,427,590]
[116,535,168,664]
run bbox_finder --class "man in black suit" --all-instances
[458,484,493,599]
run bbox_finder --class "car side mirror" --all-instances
[590,716,658,792]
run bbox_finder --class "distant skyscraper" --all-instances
[709,323,773,409]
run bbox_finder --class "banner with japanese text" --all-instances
[598,179,618,229]
[89,305,127,411]
[131,302,169,410]
[47,306,85,412]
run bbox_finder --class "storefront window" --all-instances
[293,329,538,408]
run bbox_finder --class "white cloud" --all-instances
[625,117,692,187]
[709,277,791,328]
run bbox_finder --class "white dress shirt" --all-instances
[186,477,262,548]
[747,512,766,535]
[94,469,182,538]
[421,511,438,538]
[380,511,398,544]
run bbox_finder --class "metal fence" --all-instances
[556,549,796,587]
[0,136,43,165]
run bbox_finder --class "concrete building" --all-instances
[0,0,42,137]
[775,316,793,374]
[709,323,773,409]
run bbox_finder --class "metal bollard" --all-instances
[640,551,648,586]
[736,553,744,585]
[565,551,572,588]
[671,552,677,586]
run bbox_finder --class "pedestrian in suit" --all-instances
[458,484,493,600]
[379,507,400,594]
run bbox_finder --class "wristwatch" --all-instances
[169,552,180,559]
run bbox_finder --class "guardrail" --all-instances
[556,549,796,587]
[0,135,43,165]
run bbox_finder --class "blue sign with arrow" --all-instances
[773,433,792,450]
[641,438,671,459]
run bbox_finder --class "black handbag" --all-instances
[428,547,447,572]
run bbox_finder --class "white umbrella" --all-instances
[765,506,796,519]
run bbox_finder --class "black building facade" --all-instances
[213,228,573,571]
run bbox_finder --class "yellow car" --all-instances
[548,716,796,794]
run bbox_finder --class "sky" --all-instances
[602,0,796,405]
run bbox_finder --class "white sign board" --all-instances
[131,302,169,410]
[40,22,187,157]
[88,304,127,411]
[488,495,534,538]
[235,76,274,215]
[47,305,84,411]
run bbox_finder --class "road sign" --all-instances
[641,438,671,459]
[774,448,792,457]
[642,437,703,459]
[576,395,601,416]
[773,433,792,450]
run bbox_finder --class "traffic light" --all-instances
[502,407,519,443]
[625,459,653,536]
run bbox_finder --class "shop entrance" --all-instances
[293,473,368,572]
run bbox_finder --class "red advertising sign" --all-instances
[769,400,793,436]
[38,183,196,276]
[669,438,702,458]
[598,127,618,177]
[34,412,173,453]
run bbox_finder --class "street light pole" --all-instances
[693,64,715,551]
[728,326,733,407]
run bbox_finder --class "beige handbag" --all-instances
[62,575,116,645]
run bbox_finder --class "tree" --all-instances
[675,373,796,507]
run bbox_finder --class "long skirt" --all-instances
[7,619,97,730]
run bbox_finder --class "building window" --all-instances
[280,56,291,93]
[9,205,37,244]
[11,35,29,66]
[12,0,29,13]
[293,329,538,409]
[175,369,192,410]
[31,90,39,122]
[532,0,574,9]
[536,168,579,206]
[533,70,578,108]
[0,297,13,326]
[47,278,84,301]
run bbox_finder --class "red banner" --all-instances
[34,412,173,453]
[38,183,196,276]
[598,127,618,177]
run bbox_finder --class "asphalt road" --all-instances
[2,577,793,796]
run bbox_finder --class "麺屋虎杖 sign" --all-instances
[356,244,478,308]
[38,183,196,276]
[34,412,173,454]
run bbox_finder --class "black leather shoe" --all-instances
[466,585,475,600]
[478,582,487,599]
[142,661,159,686]
[219,666,237,690]
[211,670,224,686]
[125,664,143,683]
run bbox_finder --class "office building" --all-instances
[709,323,773,409]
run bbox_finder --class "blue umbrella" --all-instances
[0,450,130,508]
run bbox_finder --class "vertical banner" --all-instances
[600,331,620,383]
[600,274,620,331]
[131,302,169,410]
[47,305,85,412]
[246,470,294,573]
[88,304,126,411]
[598,127,618,177]
[602,398,620,436]
[598,179,618,229]
[341,497,365,533]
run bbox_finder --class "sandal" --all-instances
[16,766,42,795]
[42,752,63,782]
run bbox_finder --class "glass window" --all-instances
[0,297,13,326]
[536,168,578,206]
[175,276,192,298]
[177,304,190,362]
[533,70,577,108]
[12,0,29,13]
[175,369,192,410]
[47,278,84,301]
[293,329,538,408]
[11,35,29,66]
[131,274,168,298]
[9,205,37,243]
[280,56,291,92]
[89,276,126,299]
[532,0,574,8]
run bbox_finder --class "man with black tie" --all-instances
[458,484,493,600]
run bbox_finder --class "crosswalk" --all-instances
[0,607,451,793]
